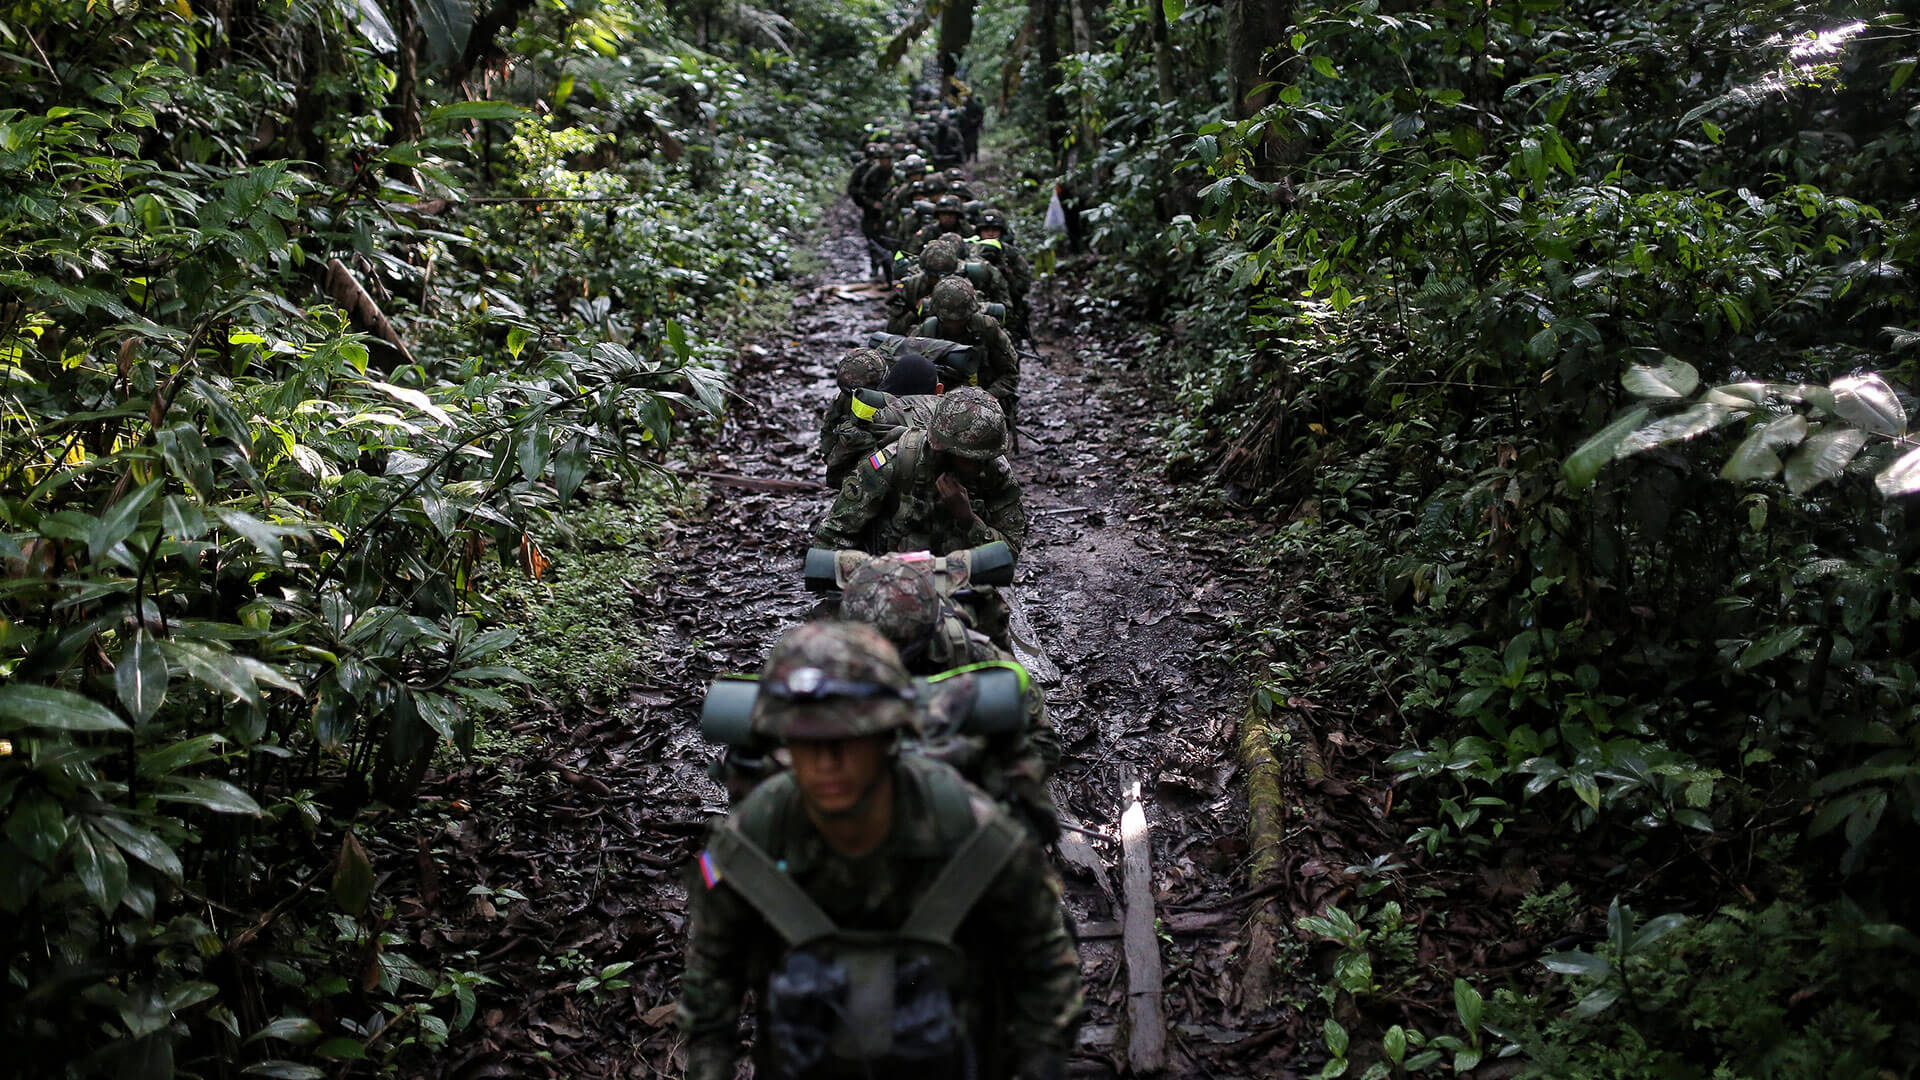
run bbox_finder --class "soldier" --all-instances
[917,279,1018,422]
[841,558,1061,843]
[904,194,970,256]
[885,154,930,231]
[970,209,1032,338]
[848,144,897,279]
[815,387,1025,559]
[943,167,978,201]
[824,353,941,488]
[890,240,1011,334]
[678,621,1082,1080]
[820,347,890,479]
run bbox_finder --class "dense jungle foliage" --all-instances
[0,0,896,1075]
[972,0,1920,1075]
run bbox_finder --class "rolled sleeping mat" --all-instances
[966,541,1015,587]
[699,677,763,748]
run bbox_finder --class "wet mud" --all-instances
[394,201,1294,1079]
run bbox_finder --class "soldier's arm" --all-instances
[971,462,1027,556]
[980,833,1083,1074]
[813,457,892,551]
[982,322,1019,401]
[677,850,755,1080]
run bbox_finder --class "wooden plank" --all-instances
[1120,778,1166,1074]
[1053,801,1115,906]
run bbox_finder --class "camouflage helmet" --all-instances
[945,167,968,182]
[837,347,889,390]
[926,387,1006,460]
[977,208,1009,233]
[750,622,916,742]
[899,154,928,175]
[841,558,943,652]
[919,240,960,277]
[936,231,967,249]
[929,276,978,322]
[934,194,966,215]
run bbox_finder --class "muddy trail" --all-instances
[377,201,1324,1080]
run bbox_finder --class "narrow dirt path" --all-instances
[407,201,1291,1080]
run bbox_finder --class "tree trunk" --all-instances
[1034,0,1067,163]
[1065,0,1097,157]
[938,0,975,83]
[1226,0,1294,170]
[1150,0,1175,105]
[389,0,423,144]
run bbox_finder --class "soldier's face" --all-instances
[788,735,892,816]
[978,227,1002,240]
[941,454,987,482]
[938,213,960,228]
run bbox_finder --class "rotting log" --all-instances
[1120,778,1165,1073]
[1238,701,1325,1010]
[323,258,415,366]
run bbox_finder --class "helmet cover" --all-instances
[926,387,1006,460]
[842,558,943,652]
[837,347,889,390]
[919,240,960,277]
[929,277,978,322]
[751,622,915,742]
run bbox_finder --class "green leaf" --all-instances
[88,479,164,558]
[1540,950,1610,977]
[313,1036,368,1060]
[1874,445,1920,496]
[1162,0,1185,20]
[554,437,589,503]
[90,814,183,881]
[247,1017,323,1045]
[117,630,169,722]
[1736,625,1809,670]
[1616,403,1736,456]
[211,508,290,566]
[332,831,375,916]
[428,100,529,124]
[1720,415,1808,482]
[1630,913,1688,952]
[139,733,227,778]
[1571,985,1621,1018]
[1785,428,1868,494]
[72,824,129,913]
[154,777,263,816]
[1382,1025,1406,1065]
[241,1063,326,1079]
[7,791,69,865]
[1453,978,1484,1034]
[159,640,259,705]
[160,495,208,541]
[1621,356,1699,399]
[1323,1017,1349,1057]
[1312,55,1338,79]
[1563,406,1648,488]
[0,683,130,733]
[1830,373,1906,435]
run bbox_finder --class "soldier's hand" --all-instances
[935,473,977,525]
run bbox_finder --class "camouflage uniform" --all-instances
[678,623,1081,1080]
[819,348,890,478]
[823,390,937,489]
[888,243,1012,334]
[918,281,1019,415]
[969,234,1031,338]
[813,426,1026,558]
[842,558,1062,843]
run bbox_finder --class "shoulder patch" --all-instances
[697,850,723,889]
[867,448,888,471]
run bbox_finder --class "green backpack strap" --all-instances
[705,823,839,947]
[899,813,1022,946]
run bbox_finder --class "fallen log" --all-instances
[323,257,415,366]
[691,471,826,493]
[1120,777,1165,1074]
[1237,702,1324,1011]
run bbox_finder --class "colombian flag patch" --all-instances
[698,850,723,889]
[867,449,888,471]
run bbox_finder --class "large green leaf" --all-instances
[89,814,183,881]
[1620,356,1699,399]
[428,100,529,124]
[116,630,170,722]
[6,791,69,866]
[1875,445,1920,496]
[1720,415,1807,482]
[0,684,130,733]
[1831,373,1906,436]
[154,777,264,816]
[1785,428,1868,494]
[71,824,129,913]
[1616,403,1736,456]
[332,831,374,916]
[88,479,164,559]
[1736,625,1810,670]
[334,0,397,52]
[1563,405,1648,488]
[159,640,259,705]
[418,0,475,71]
